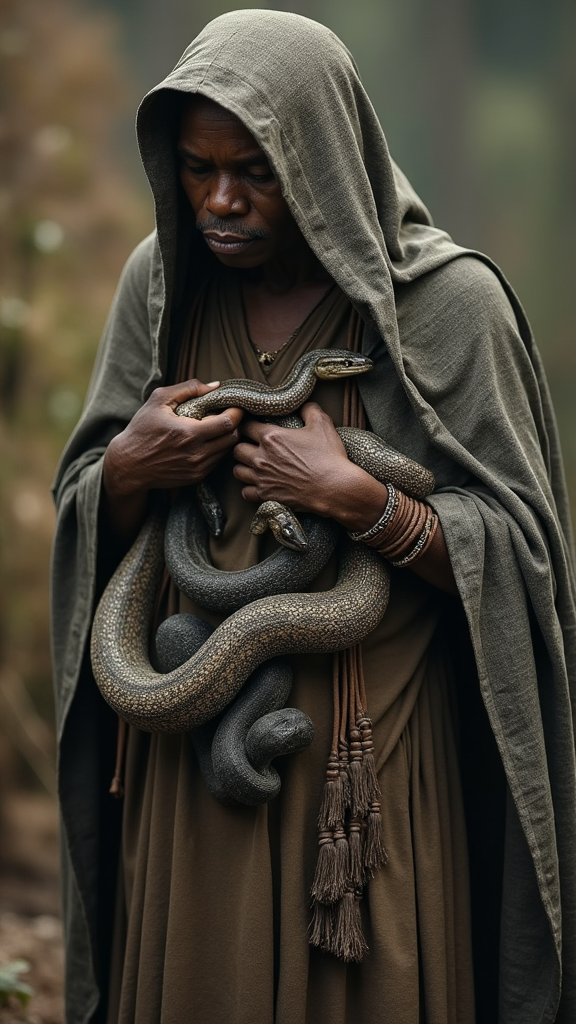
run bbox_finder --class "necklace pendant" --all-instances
[257,350,278,367]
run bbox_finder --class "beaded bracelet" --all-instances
[348,483,398,543]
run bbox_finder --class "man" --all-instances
[51,11,576,1024]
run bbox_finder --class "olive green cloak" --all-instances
[51,11,576,1024]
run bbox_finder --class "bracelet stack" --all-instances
[348,484,399,544]
[349,485,438,567]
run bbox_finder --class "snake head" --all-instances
[313,351,373,379]
[250,501,309,551]
[273,514,309,551]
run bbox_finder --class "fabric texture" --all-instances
[104,269,474,1024]
[50,10,576,1024]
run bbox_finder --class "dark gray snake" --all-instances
[155,614,313,805]
[90,350,434,804]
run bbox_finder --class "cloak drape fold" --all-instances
[51,11,576,1023]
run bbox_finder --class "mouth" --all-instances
[202,232,255,254]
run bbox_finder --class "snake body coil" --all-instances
[91,349,434,761]
[91,514,390,732]
[155,615,312,804]
[174,349,372,420]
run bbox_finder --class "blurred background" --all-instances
[0,0,574,1018]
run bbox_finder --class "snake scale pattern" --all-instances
[155,614,313,804]
[91,514,390,732]
[90,349,435,797]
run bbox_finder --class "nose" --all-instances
[205,172,249,218]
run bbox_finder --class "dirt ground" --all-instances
[0,792,63,1023]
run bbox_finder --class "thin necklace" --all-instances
[252,327,301,370]
[248,283,336,374]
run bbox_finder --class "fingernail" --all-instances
[207,381,220,387]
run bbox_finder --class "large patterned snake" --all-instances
[90,350,435,802]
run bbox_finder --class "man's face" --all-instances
[177,96,303,269]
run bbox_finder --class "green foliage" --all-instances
[0,960,33,1010]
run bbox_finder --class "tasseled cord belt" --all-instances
[308,348,386,962]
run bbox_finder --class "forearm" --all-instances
[101,436,151,543]
[405,523,457,594]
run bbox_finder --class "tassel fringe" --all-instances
[310,890,369,963]
[310,351,385,963]
[365,802,388,877]
[311,833,338,903]
[347,818,365,888]
[317,766,345,831]
[309,901,333,950]
[332,891,369,963]
[348,755,369,819]
[333,826,350,898]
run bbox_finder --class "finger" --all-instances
[155,378,221,407]
[300,401,329,425]
[233,440,259,465]
[189,407,244,438]
[240,419,274,442]
[240,485,260,504]
[201,429,242,455]
[232,462,255,483]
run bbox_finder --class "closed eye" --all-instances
[179,157,213,176]
[244,168,275,183]
[177,149,275,184]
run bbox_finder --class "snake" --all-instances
[91,515,390,732]
[165,424,434,614]
[178,349,373,547]
[175,350,433,551]
[90,349,435,793]
[155,612,314,805]
[174,349,373,420]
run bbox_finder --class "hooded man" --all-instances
[51,10,576,1024]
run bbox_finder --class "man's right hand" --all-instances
[101,379,242,540]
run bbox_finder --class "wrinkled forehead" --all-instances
[178,94,268,160]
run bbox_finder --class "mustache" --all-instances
[196,215,269,241]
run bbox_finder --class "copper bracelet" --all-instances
[391,512,438,567]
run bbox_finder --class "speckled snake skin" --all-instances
[91,514,390,732]
[165,494,340,613]
[165,426,434,615]
[174,349,373,420]
[155,611,313,805]
[90,350,435,788]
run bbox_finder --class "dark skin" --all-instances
[102,96,457,595]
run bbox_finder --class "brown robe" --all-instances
[107,269,474,1024]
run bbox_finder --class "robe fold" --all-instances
[104,269,474,1023]
[50,11,576,1024]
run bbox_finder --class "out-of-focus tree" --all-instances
[0,0,152,787]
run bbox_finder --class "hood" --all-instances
[134,9,469,377]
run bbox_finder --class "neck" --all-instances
[244,240,329,293]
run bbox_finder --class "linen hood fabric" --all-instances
[50,10,576,1023]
